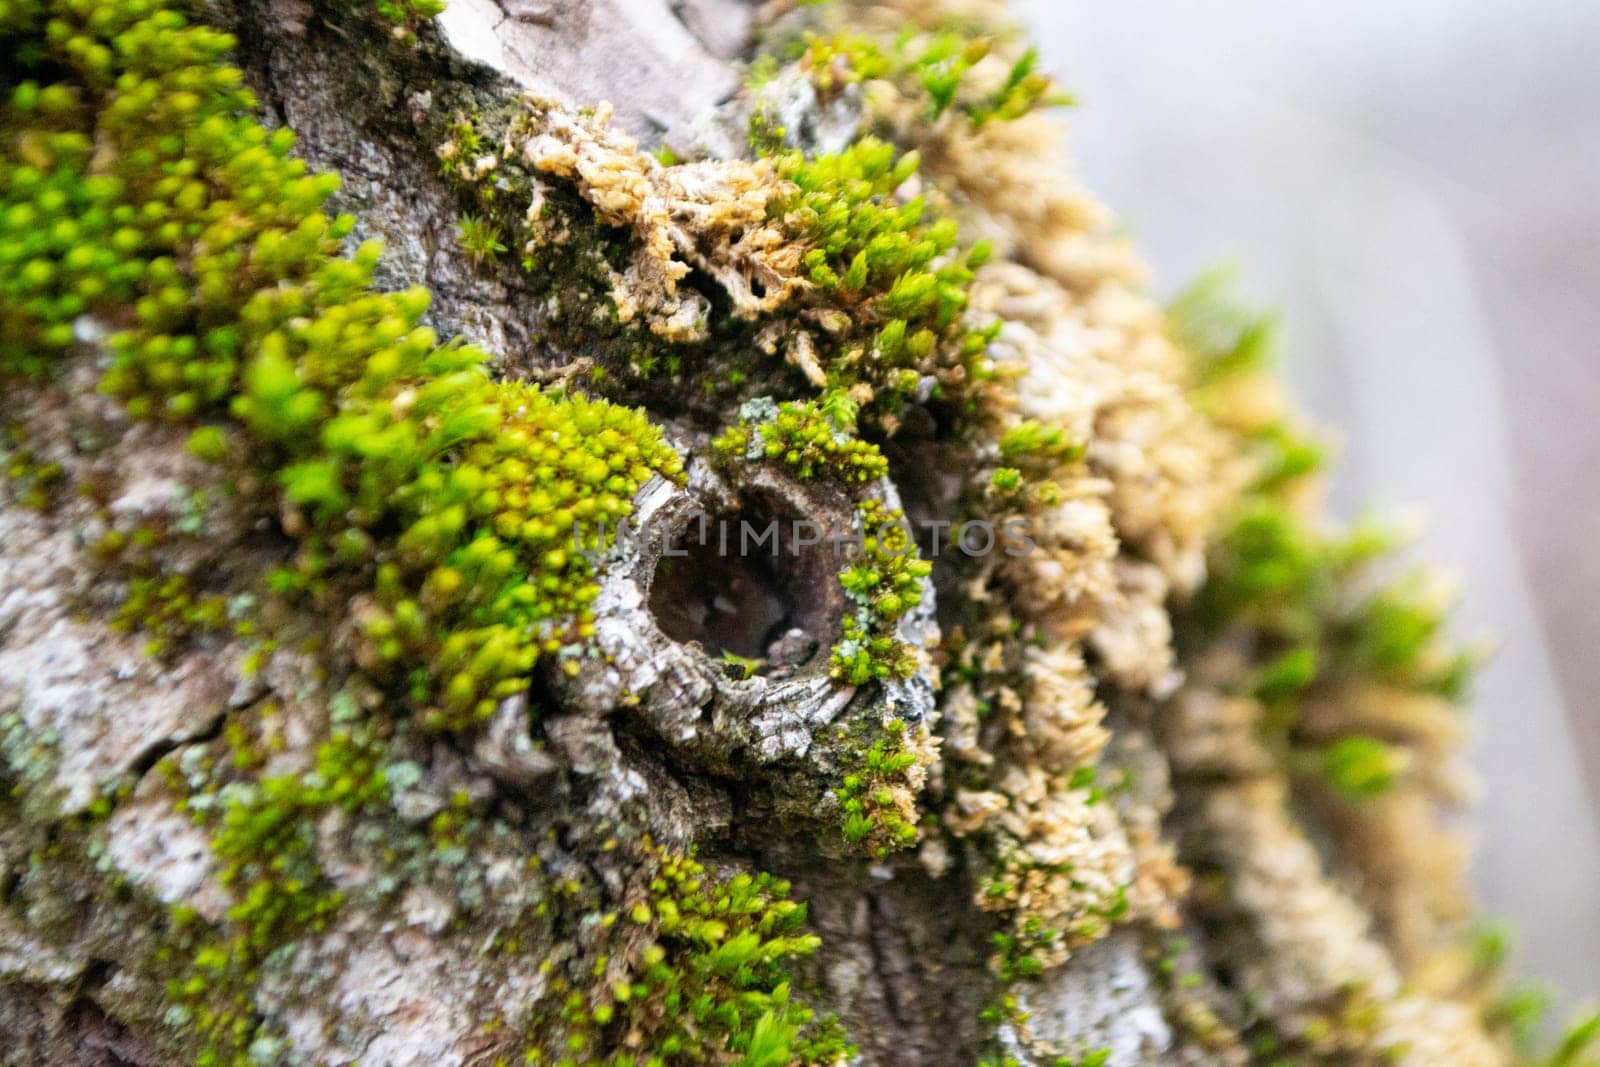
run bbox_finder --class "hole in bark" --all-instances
[886,439,967,605]
[648,493,840,674]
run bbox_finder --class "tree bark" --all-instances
[0,2,1524,1066]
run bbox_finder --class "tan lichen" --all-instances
[507,95,809,337]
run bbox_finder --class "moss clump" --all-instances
[0,4,712,1057]
[710,394,927,689]
[436,64,1009,435]
[372,0,444,42]
[164,701,390,1064]
[526,845,850,1067]
[794,28,1070,128]
[1174,276,1479,736]
[829,499,930,685]
[0,0,684,733]
[975,417,1086,512]
[984,881,1129,984]
[774,137,996,421]
[455,211,507,263]
[997,418,1084,468]
[1317,735,1406,801]
[339,380,682,730]
[110,571,235,658]
[833,717,921,858]
[0,421,63,509]
[795,32,888,97]
[87,501,263,658]
[1198,499,1475,719]
[713,394,887,486]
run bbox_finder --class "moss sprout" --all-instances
[1178,275,1480,739]
[772,136,996,419]
[1319,735,1407,800]
[997,419,1084,468]
[832,717,922,858]
[373,0,445,42]
[110,571,234,658]
[713,394,888,485]
[829,499,930,685]
[165,710,390,1064]
[796,32,888,97]
[793,26,1070,128]
[0,422,64,509]
[455,212,507,263]
[524,844,850,1066]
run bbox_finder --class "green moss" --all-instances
[1197,486,1477,717]
[437,109,729,400]
[713,394,888,486]
[1171,268,1328,493]
[1177,277,1479,740]
[1318,735,1405,801]
[163,707,390,1065]
[110,571,236,658]
[710,392,927,690]
[436,53,1014,434]
[0,420,63,509]
[829,499,930,685]
[794,31,889,96]
[1168,266,1280,388]
[983,885,1127,985]
[524,845,850,1067]
[832,717,920,858]
[1479,947,1600,1067]
[773,137,996,419]
[0,4,725,1059]
[456,212,507,263]
[997,419,1084,468]
[793,26,1071,127]
[372,0,444,41]
[1,0,684,733]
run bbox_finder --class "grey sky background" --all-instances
[1015,0,1600,1003]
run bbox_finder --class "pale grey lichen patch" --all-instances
[0,444,242,813]
[1001,930,1172,1067]
[0,627,234,814]
[104,771,231,923]
[265,918,546,1067]
[0,910,84,989]
[671,64,866,162]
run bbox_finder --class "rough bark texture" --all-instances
[0,1,1540,1066]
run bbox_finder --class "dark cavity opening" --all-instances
[648,494,841,676]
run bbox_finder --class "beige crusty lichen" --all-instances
[1301,679,1480,963]
[935,231,1223,967]
[505,95,809,339]
[830,1,1238,975]
[1202,780,1501,1066]
[821,0,1508,1060]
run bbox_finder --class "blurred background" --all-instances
[1016,0,1600,1004]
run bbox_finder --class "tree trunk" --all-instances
[0,2,1534,1066]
